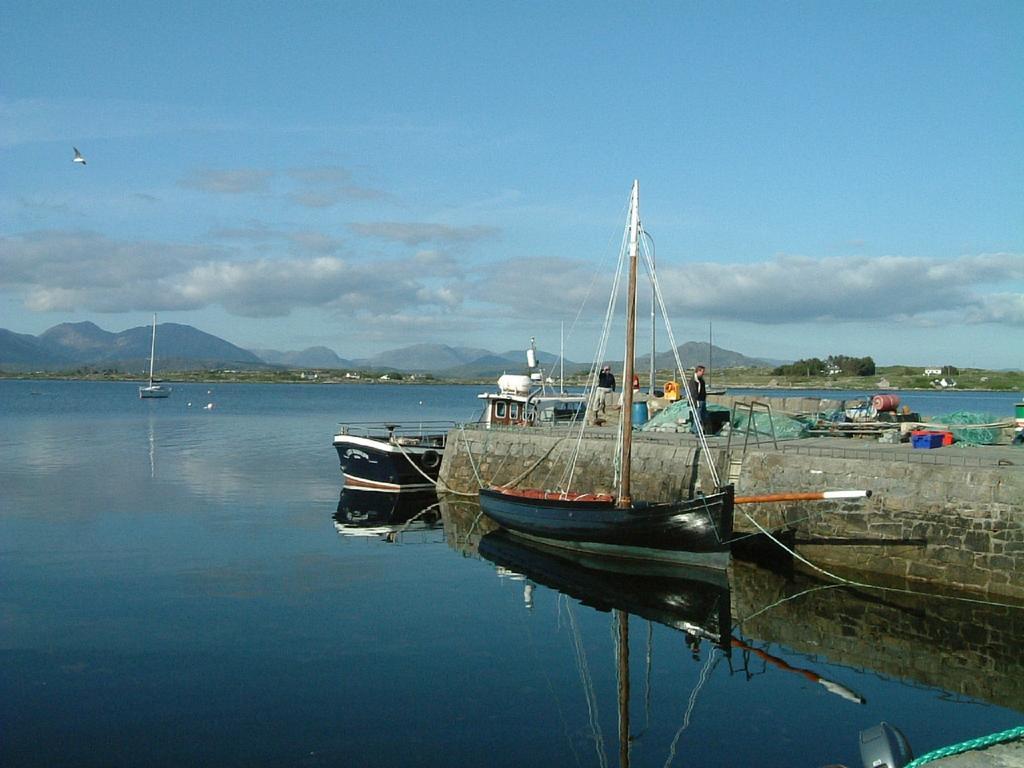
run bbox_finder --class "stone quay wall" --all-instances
[439,425,1024,599]
[737,448,1024,599]
[439,425,728,501]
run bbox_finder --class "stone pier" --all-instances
[438,424,1024,599]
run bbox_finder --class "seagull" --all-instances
[72,147,86,165]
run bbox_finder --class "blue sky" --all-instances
[2,1,1022,368]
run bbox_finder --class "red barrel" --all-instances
[872,394,901,412]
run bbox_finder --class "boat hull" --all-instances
[333,432,445,492]
[139,385,171,399]
[478,485,734,568]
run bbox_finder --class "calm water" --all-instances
[2,380,1022,767]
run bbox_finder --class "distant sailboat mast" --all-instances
[559,321,565,395]
[148,313,158,387]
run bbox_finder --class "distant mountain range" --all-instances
[0,321,266,373]
[0,321,780,376]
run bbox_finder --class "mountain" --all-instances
[635,342,779,371]
[38,321,119,361]
[354,343,497,372]
[1,322,783,376]
[0,321,267,372]
[0,329,67,368]
[252,346,352,368]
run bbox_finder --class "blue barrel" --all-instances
[631,401,648,427]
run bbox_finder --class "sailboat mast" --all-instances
[618,180,640,508]
[148,313,157,385]
[616,610,631,768]
[648,229,656,395]
[560,321,565,395]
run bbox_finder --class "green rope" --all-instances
[904,725,1024,767]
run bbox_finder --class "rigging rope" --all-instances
[662,648,721,768]
[638,232,721,488]
[566,598,609,768]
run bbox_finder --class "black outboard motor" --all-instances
[859,722,913,768]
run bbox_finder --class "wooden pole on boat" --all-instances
[618,180,640,508]
[735,490,872,504]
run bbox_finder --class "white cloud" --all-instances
[179,168,273,194]
[966,293,1024,325]
[0,230,463,319]
[348,221,500,246]
[1,228,1020,341]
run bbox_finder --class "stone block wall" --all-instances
[735,451,1024,599]
[439,425,728,499]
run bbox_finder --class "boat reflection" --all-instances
[333,487,441,542]
[478,531,731,648]
[479,531,733,768]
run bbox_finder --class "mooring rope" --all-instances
[903,725,1024,767]
[390,432,478,497]
[741,511,1024,611]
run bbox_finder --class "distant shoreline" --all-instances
[1,371,1021,395]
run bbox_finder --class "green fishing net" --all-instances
[731,409,810,439]
[932,411,1000,445]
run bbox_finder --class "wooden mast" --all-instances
[618,180,640,508]
[616,610,631,768]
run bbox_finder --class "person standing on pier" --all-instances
[689,365,707,434]
[592,365,616,424]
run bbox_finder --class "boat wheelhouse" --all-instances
[477,373,587,428]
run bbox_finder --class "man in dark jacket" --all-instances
[591,365,616,424]
[689,365,707,434]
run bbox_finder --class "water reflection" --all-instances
[333,487,441,542]
[437,495,1024,765]
[479,531,731,647]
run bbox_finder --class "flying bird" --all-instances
[72,147,86,165]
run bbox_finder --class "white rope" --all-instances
[741,511,1024,611]
[560,212,631,495]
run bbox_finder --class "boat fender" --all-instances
[421,450,441,469]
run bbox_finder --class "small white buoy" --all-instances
[203,403,214,410]
[187,402,192,407]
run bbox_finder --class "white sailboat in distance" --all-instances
[139,314,171,399]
